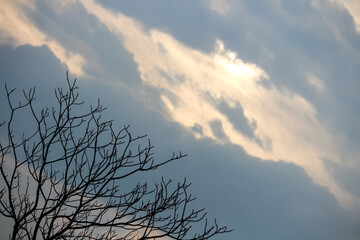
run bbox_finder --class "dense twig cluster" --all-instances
[0,75,230,240]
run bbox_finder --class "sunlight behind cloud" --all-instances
[0,0,86,76]
[80,0,359,211]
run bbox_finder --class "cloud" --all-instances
[43,0,78,15]
[209,0,232,15]
[80,0,359,211]
[0,0,86,76]
[311,0,360,33]
[333,0,360,32]
[306,72,326,92]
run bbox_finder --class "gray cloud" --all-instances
[1,0,360,239]
[77,0,360,211]
[1,37,359,240]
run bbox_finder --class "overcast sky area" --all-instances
[1,0,360,239]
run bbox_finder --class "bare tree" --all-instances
[0,74,230,240]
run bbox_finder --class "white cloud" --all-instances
[209,0,232,15]
[333,0,360,32]
[80,0,360,211]
[306,72,326,92]
[0,0,86,76]
[312,0,360,33]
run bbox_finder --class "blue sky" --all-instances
[0,0,360,239]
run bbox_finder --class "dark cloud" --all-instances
[1,1,360,239]
[97,0,220,52]
[191,123,203,136]
[209,119,228,141]
[0,44,66,88]
[215,99,257,139]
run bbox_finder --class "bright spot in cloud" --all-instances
[0,0,86,76]
[80,0,359,211]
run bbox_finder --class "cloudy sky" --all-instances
[1,0,360,239]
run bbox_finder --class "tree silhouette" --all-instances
[0,75,230,240]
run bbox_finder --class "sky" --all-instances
[0,0,360,239]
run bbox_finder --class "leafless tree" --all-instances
[0,75,230,240]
